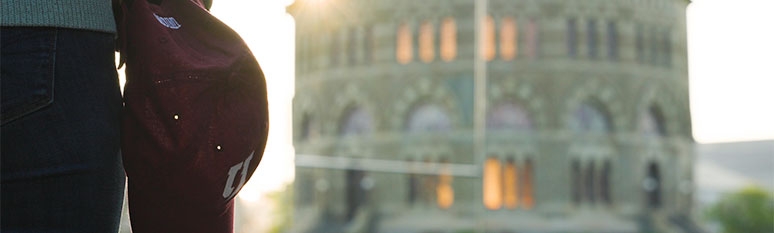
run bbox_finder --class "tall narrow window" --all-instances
[650,27,658,65]
[571,159,582,204]
[665,29,672,67]
[503,158,519,209]
[330,30,340,67]
[408,159,419,205]
[646,162,662,208]
[567,18,577,58]
[437,158,454,209]
[396,23,413,64]
[526,19,538,59]
[483,157,503,210]
[587,19,598,59]
[422,157,437,203]
[607,21,618,61]
[521,158,535,209]
[500,17,517,61]
[636,24,644,63]
[440,17,457,61]
[347,27,357,66]
[419,21,435,63]
[600,160,612,205]
[300,113,312,141]
[482,15,496,61]
[585,162,596,204]
[364,25,374,64]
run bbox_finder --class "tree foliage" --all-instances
[706,186,774,233]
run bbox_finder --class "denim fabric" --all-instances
[1,27,125,233]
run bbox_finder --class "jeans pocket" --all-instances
[1,28,58,125]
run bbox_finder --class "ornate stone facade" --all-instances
[289,0,698,232]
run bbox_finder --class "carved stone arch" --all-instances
[635,83,681,137]
[331,84,379,135]
[562,78,625,133]
[489,78,547,130]
[392,78,462,131]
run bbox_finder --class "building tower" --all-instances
[288,0,699,232]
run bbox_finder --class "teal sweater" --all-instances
[1,0,117,33]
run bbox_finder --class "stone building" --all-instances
[288,0,700,232]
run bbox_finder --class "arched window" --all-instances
[436,157,454,209]
[500,17,517,61]
[521,158,535,209]
[585,162,596,204]
[600,160,612,204]
[482,15,496,61]
[571,159,582,205]
[503,158,519,209]
[641,105,667,137]
[483,157,503,210]
[419,21,435,63]
[396,23,413,64]
[487,102,532,131]
[571,102,612,133]
[440,17,457,62]
[406,104,452,133]
[339,106,373,136]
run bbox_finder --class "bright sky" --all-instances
[185,0,774,200]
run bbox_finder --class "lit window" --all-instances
[526,19,539,59]
[437,158,454,209]
[483,157,503,210]
[396,23,413,64]
[503,158,519,209]
[607,21,618,61]
[521,159,534,209]
[567,18,577,58]
[587,19,598,59]
[419,21,435,63]
[482,15,496,61]
[500,17,517,61]
[440,17,457,62]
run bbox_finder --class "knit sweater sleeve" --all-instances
[1,0,116,33]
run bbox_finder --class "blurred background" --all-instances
[118,0,773,232]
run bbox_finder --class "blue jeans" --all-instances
[1,27,125,232]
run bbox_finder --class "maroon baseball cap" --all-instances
[117,0,268,232]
